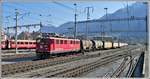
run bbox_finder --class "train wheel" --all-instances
[80,50,84,54]
[36,53,42,60]
[81,51,84,55]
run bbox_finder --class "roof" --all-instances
[42,37,80,41]
[10,40,36,42]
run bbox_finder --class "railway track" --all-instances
[10,52,130,78]
[2,45,143,77]
[103,50,142,77]
[1,46,124,61]
[1,45,135,61]
[2,49,36,61]
[2,53,36,61]
[49,55,129,77]
[110,56,133,77]
[2,49,35,53]
[44,48,142,78]
[126,53,142,77]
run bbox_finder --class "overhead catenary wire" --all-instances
[52,1,74,11]
[52,1,87,15]
[3,3,71,27]
[4,2,76,20]
[2,2,147,44]
[3,4,41,25]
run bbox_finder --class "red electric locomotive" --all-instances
[36,37,80,59]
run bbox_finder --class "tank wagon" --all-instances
[80,40,93,52]
[102,41,113,49]
[91,40,103,50]
[113,42,120,48]
[119,42,128,47]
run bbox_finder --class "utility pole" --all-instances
[15,9,19,54]
[6,27,10,40]
[40,21,42,36]
[84,7,94,39]
[145,7,148,51]
[104,8,108,41]
[106,8,113,41]
[146,15,148,50]
[105,8,113,41]
[39,14,42,37]
[5,16,10,40]
[100,24,104,41]
[127,3,130,43]
[27,27,30,49]
[74,3,77,39]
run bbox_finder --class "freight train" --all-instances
[1,40,36,49]
[36,37,128,59]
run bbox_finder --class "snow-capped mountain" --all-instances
[41,2,147,44]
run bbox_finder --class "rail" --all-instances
[2,45,142,77]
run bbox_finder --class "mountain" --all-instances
[40,2,147,44]
[41,25,57,33]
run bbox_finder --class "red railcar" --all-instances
[36,37,80,58]
[9,40,36,49]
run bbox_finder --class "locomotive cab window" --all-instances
[60,40,63,44]
[56,40,59,44]
[76,41,78,44]
[73,41,75,44]
[78,41,79,44]
[64,40,67,44]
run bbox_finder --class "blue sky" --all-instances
[2,1,136,34]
